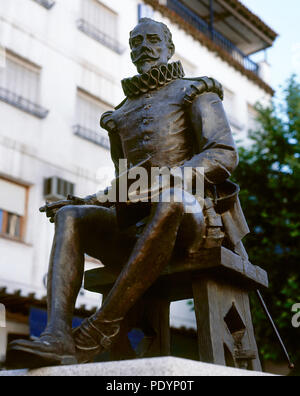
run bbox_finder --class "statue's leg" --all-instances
[99,191,204,319]
[98,201,184,320]
[45,204,127,336]
[45,205,85,339]
[7,205,134,367]
[74,189,205,362]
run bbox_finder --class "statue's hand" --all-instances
[39,195,85,223]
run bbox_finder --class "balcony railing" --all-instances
[167,0,259,75]
[77,19,125,55]
[0,87,49,119]
[32,0,55,10]
[73,124,110,150]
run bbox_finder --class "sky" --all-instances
[241,0,300,93]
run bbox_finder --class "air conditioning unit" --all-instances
[43,177,75,201]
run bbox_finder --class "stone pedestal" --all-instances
[0,357,275,376]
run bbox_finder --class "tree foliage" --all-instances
[233,76,300,374]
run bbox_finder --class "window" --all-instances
[173,53,196,78]
[77,0,124,54]
[223,87,235,117]
[0,51,48,118]
[0,179,27,241]
[247,104,259,132]
[73,89,111,149]
[0,211,22,239]
[222,87,243,132]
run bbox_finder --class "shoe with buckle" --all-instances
[73,316,123,363]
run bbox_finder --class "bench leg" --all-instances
[192,276,261,371]
[142,296,170,357]
[107,294,170,360]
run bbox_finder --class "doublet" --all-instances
[100,63,249,250]
[106,79,217,169]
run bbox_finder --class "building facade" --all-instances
[0,0,277,365]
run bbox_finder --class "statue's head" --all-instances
[129,18,175,74]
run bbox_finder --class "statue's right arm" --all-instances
[39,191,113,223]
[40,110,123,222]
[100,110,124,179]
[79,189,114,207]
[75,109,125,208]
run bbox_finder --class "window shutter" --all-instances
[0,179,26,216]
[76,90,109,132]
[73,89,111,149]
[82,0,118,41]
[223,87,235,117]
[1,54,40,104]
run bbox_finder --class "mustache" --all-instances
[132,52,160,64]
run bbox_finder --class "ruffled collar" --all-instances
[121,61,185,98]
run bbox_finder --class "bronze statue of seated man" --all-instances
[8,18,249,368]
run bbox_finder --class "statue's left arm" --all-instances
[184,89,238,185]
[184,83,250,248]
